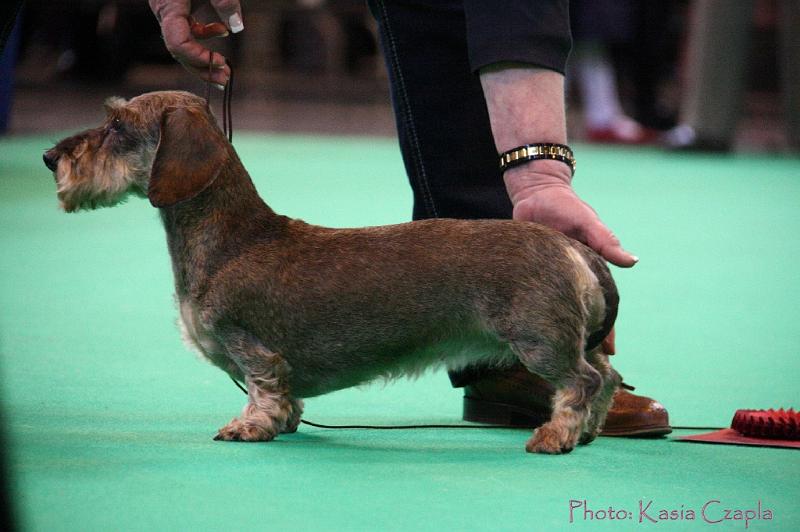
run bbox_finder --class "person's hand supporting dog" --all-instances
[481,65,638,268]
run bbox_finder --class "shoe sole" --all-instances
[464,396,672,437]
[463,396,550,428]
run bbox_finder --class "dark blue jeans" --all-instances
[367,0,571,386]
[367,0,513,221]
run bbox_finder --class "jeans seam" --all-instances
[374,0,439,218]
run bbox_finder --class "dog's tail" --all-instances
[573,243,619,353]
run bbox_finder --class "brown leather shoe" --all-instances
[599,386,672,437]
[461,366,554,428]
[460,366,671,437]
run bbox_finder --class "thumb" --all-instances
[584,220,639,268]
[210,0,244,33]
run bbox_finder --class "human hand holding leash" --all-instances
[149,0,242,87]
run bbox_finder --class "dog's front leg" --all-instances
[213,330,303,442]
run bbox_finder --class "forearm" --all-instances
[479,63,636,267]
[468,0,571,164]
[479,64,573,200]
[480,64,567,150]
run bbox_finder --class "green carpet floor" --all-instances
[1,132,798,531]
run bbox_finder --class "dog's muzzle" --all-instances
[43,151,59,172]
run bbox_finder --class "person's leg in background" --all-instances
[779,0,800,151]
[0,2,24,526]
[0,0,24,136]
[367,0,670,436]
[570,0,655,144]
[665,0,754,151]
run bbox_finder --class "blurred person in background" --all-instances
[569,0,657,144]
[1,1,23,136]
[665,0,800,152]
[148,0,673,436]
[0,6,23,530]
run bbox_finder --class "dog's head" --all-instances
[43,91,229,212]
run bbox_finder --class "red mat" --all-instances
[679,409,799,450]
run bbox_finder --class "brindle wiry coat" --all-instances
[44,91,621,453]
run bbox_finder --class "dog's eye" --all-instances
[109,117,123,133]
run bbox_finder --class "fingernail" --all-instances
[632,255,640,264]
[229,14,244,33]
[214,83,225,91]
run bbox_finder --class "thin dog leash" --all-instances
[229,377,722,432]
[206,51,233,143]
[227,377,522,430]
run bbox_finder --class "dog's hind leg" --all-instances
[579,349,621,445]
[213,329,303,442]
[511,338,601,454]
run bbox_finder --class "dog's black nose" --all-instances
[43,152,58,172]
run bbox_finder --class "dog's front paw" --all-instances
[280,398,304,434]
[578,427,600,446]
[525,422,579,454]
[214,417,277,442]
[578,412,601,446]
[281,416,300,434]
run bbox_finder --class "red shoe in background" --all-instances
[586,116,659,145]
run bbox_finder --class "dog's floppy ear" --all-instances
[148,106,228,208]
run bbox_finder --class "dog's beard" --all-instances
[58,186,144,212]
[56,156,146,212]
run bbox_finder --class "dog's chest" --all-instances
[178,299,230,369]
